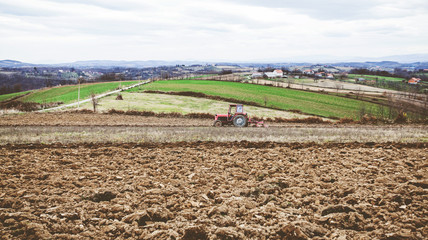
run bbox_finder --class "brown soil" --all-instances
[0,112,328,127]
[0,112,210,127]
[1,142,427,239]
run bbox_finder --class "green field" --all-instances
[128,80,382,119]
[20,81,140,104]
[189,74,217,79]
[348,74,405,82]
[0,90,33,102]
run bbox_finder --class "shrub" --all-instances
[358,115,378,124]
[107,109,125,114]
[288,109,303,114]
[185,113,213,119]
[115,94,123,100]
[261,117,331,124]
[71,109,94,114]
[0,101,41,112]
[337,117,355,124]
[394,111,407,124]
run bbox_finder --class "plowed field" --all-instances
[0,112,209,127]
[1,142,427,239]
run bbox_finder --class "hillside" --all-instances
[128,80,383,120]
[19,81,140,104]
[0,90,33,102]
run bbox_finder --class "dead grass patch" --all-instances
[0,101,63,112]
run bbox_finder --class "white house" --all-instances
[273,69,283,78]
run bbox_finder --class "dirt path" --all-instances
[1,125,427,144]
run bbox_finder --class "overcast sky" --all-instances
[0,0,427,63]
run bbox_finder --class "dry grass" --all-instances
[1,125,426,144]
[77,92,316,119]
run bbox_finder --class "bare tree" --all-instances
[424,92,428,110]
[338,73,347,80]
[334,82,343,94]
[286,78,295,88]
[355,87,362,99]
[91,93,99,112]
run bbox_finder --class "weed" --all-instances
[337,117,355,124]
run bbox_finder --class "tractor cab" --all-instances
[228,104,244,121]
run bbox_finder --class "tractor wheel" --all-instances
[233,115,247,127]
[213,120,222,127]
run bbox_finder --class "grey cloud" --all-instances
[189,25,231,33]
[48,18,168,37]
[323,31,352,38]
[360,25,405,35]
[49,0,151,11]
[224,0,404,20]
[183,8,272,31]
[0,2,59,16]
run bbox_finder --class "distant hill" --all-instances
[60,60,206,68]
[0,60,36,68]
[372,54,428,63]
[0,59,208,69]
[1,53,428,68]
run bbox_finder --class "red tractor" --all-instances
[213,104,265,127]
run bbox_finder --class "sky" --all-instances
[0,0,427,63]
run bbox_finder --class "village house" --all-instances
[326,73,334,79]
[314,72,324,78]
[303,69,314,75]
[273,69,283,78]
[408,77,421,85]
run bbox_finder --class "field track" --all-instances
[0,112,427,144]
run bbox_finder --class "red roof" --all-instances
[408,78,421,84]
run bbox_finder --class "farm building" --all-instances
[253,70,286,79]
[264,70,283,79]
[264,72,277,79]
[251,72,263,79]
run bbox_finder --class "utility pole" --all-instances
[77,77,81,109]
